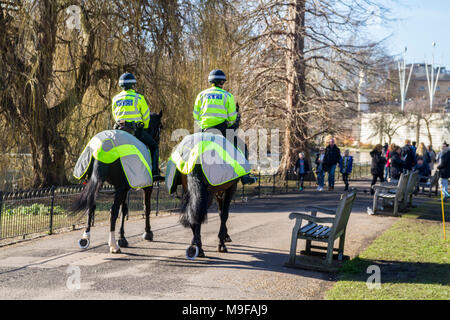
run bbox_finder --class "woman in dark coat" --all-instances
[389,146,405,180]
[370,144,387,195]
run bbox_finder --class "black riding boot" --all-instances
[151,147,164,182]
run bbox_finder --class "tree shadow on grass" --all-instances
[337,257,450,286]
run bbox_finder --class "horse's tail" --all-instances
[69,160,107,217]
[180,165,210,227]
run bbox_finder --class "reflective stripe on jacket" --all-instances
[193,86,237,129]
[112,89,150,129]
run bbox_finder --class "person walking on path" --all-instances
[339,149,353,191]
[427,145,437,172]
[294,152,310,191]
[401,139,416,172]
[315,147,326,191]
[437,144,450,202]
[323,137,341,191]
[385,143,396,180]
[416,142,431,165]
[390,146,406,180]
[370,144,387,195]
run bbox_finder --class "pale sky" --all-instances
[368,0,450,68]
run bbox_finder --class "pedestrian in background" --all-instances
[414,156,431,183]
[385,143,396,180]
[416,142,431,165]
[294,152,310,191]
[315,147,326,191]
[437,144,450,202]
[339,149,353,191]
[390,146,406,180]
[427,145,436,172]
[401,139,415,172]
[370,144,387,195]
[323,137,341,191]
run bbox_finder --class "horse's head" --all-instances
[147,110,163,143]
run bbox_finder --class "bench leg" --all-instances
[305,239,311,254]
[325,238,334,265]
[372,192,379,214]
[288,218,302,264]
[393,199,399,216]
[338,232,346,261]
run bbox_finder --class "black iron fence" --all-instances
[0,163,370,245]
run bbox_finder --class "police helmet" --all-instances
[208,69,227,84]
[119,73,136,88]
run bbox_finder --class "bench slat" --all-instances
[317,227,330,237]
[311,225,327,237]
[299,223,317,234]
[305,225,322,235]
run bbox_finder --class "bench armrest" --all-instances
[304,206,336,215]
[289,212,335,224]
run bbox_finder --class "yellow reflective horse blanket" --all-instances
[73,130,153,188]
[165,132,251,194]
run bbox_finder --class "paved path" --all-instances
[0,181,400,299]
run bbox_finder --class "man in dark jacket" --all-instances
[437,148,450,201]
[401,139,415,171]
[370,144,387,195]
[390,146,405,180]
[323,137,341,191]
[294,152,310,191]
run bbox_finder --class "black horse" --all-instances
[70,111,163,253]
[178,121,244,259]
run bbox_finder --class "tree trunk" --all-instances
[280,0,306,177]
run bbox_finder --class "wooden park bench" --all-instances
[285,190,357,272]
[417,171,439,197]
[372,172,409,216]
[405,171,420,208]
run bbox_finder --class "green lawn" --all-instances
[325,219,449,300]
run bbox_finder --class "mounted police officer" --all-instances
[112,72,162,180]
[193,69,256,185]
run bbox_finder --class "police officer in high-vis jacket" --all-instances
[112,73,162,180]
[193,69,256,185]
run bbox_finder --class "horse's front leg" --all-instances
[142,186,154,241]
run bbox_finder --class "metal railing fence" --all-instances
[0,163,371,245]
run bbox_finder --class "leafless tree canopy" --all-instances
[0,0,394,189]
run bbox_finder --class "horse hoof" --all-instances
[78,238,90,249]
[217,244,228,253]
[224,235,232,243]
[198,249,205,258]
[118,238,128,248]
[142,232,153,241]
[186,245,199,260]
[110,247,121,254]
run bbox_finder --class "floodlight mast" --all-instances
[425,42,441,112]
[398,47,414,112]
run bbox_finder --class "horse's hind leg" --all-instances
[118,192,129,248]
[78,204,95,249]
[142,187,153,241]
[190,224,205,258]
[109,187,129,254]
[217,183,237,252]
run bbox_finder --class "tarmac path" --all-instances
[0,181,399,299]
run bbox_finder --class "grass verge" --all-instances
[325,219,449,300]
